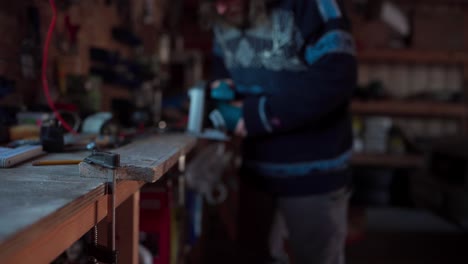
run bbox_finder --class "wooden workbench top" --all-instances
[79,133,197,182]
[0,133,197,264]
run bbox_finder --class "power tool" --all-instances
[187,81,243,140]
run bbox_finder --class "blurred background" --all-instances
[1,0,468,263]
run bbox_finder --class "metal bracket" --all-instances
[84,150,120,169]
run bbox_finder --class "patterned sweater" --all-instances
[211,0,357,196]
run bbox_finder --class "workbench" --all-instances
[0,133,197,264]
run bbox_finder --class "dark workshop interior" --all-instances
[1,0,468,263]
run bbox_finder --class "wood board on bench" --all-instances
[79,133,197,182]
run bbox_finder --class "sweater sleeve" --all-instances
[243,54,356,137]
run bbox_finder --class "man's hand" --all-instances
[230,100,246,137]
[211,79,246,136]
[234,118,247,137]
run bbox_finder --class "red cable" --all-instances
[42,0,78,135]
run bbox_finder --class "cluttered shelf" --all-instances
[358,50,468,64]
[351,100,468,118]
[351,153,425,169]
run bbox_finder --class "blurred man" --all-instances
[206,0,357,263]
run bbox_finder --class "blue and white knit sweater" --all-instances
[211,0,357,196]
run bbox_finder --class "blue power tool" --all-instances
[210,81,242,132]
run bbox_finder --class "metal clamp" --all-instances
[84,151,120,264]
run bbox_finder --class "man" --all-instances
[206,0,357,263]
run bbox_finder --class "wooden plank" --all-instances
[351,100,468,119]
[0,181,143,264]
[351,154,425,169]
[79,133,197,182]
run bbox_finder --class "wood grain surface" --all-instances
[0,133,196,264]
[79,133,197,182]
[0,150,106,263]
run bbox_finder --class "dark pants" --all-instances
[237,179,349,264]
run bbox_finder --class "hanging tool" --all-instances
[84,150,120,264]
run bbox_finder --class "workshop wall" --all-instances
[0,1,39,107]
[0,0,168,110]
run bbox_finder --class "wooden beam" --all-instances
[358,50,468,65]
[351,100,468,118]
